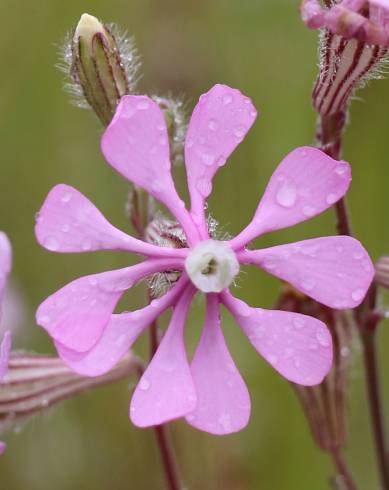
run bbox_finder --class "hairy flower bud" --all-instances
[60,13,139,126]
[0,352,139,434]
[375,255,389,288]
[301,1,389,117]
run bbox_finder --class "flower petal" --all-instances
[0,441,5,455]
[185,84,257,237]
[36,258,184,353]
[130,286,197,427]
[0,331,12,380]
[0,232,12,309]
[55,277,189,377]
[239,236,374,309]
[101,95,198,244]
[185,294,250,435]
[35,184,186,258]
[222,292,333,386]
[230,147,351,250]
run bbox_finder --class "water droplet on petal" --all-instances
[233,125,246,139]
[293,317,305,329]
[222,94,233,105]
[44,236,59,251]
[196,178,212,197]
[61,192,72,203]
[268,354,278,365]
[326,193,338,204]
[316,328,330,347]
[302,205,317,217]
[335,164,348,175]
[301,278,316,291]
[81,239,92,251]
[137,100,149,110]
[208,119,218,131]
[139,378,150,391]
[276,179,297,208]
[352,288,365,302]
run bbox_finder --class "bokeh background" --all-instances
[1,0,388,488]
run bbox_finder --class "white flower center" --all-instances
[185,240,239,293]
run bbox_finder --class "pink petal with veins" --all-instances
[240,236,374,309]
[185,84,257,236]
[186,294,250,434]
[101,95,198,244]
[130,286,197,427]
[35,184,186,258]
[230,147,351,250]
[223,292,332,386]
[56,278,188,376]
[36,258,184,353]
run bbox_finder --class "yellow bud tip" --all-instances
[74,13,105,44]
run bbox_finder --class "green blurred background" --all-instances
[1,0,388,488]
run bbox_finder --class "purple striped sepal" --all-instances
[313,30,387,116]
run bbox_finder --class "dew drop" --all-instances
[326,193,338,204]
[38,314,51,325]
[233,125,246,139]
[335,164,348,175]
[208,119,218,131]
[139,378,150,391]
[137,100,149,110]
[81,239,92,251]
[309,341,318,350]
[276,179,297,208]
[61,192,72,203]
[186,414,195,422]
[196,178,212,197]
[237,301,251,317]
[352,288,365,302]
[302,205,317,217]
[301,278,316,292]
[61,224,70,233]
[316,328,330,347]
[268,354,278,365]
[293,317,305,329]
[353,251,364,260]
[44,236,59,251]
[222,94,233,105]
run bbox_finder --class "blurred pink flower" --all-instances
[301,0,389,45]
[0,232,13,452]
[35,84,374,434]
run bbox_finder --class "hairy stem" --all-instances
[361,329,389,490]
[318,112,389,490]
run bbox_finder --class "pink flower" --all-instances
[301,0,389,45]
[0,232,13,453]
[35,84,374,435]
[0,233,12,380]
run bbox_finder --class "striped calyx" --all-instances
[313,30,387,116]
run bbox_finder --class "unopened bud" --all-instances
[375,255,389,288]
[301,1,389,117]
[62,13,139,126]
[0,352,139,434]
[152,96,187,166]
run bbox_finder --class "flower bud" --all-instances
[63,13,139,126]
[145,215,187,298]
[151,96,187,166]
[375,255,389,288]
[0,352,139,434]
[301,1,389,117]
